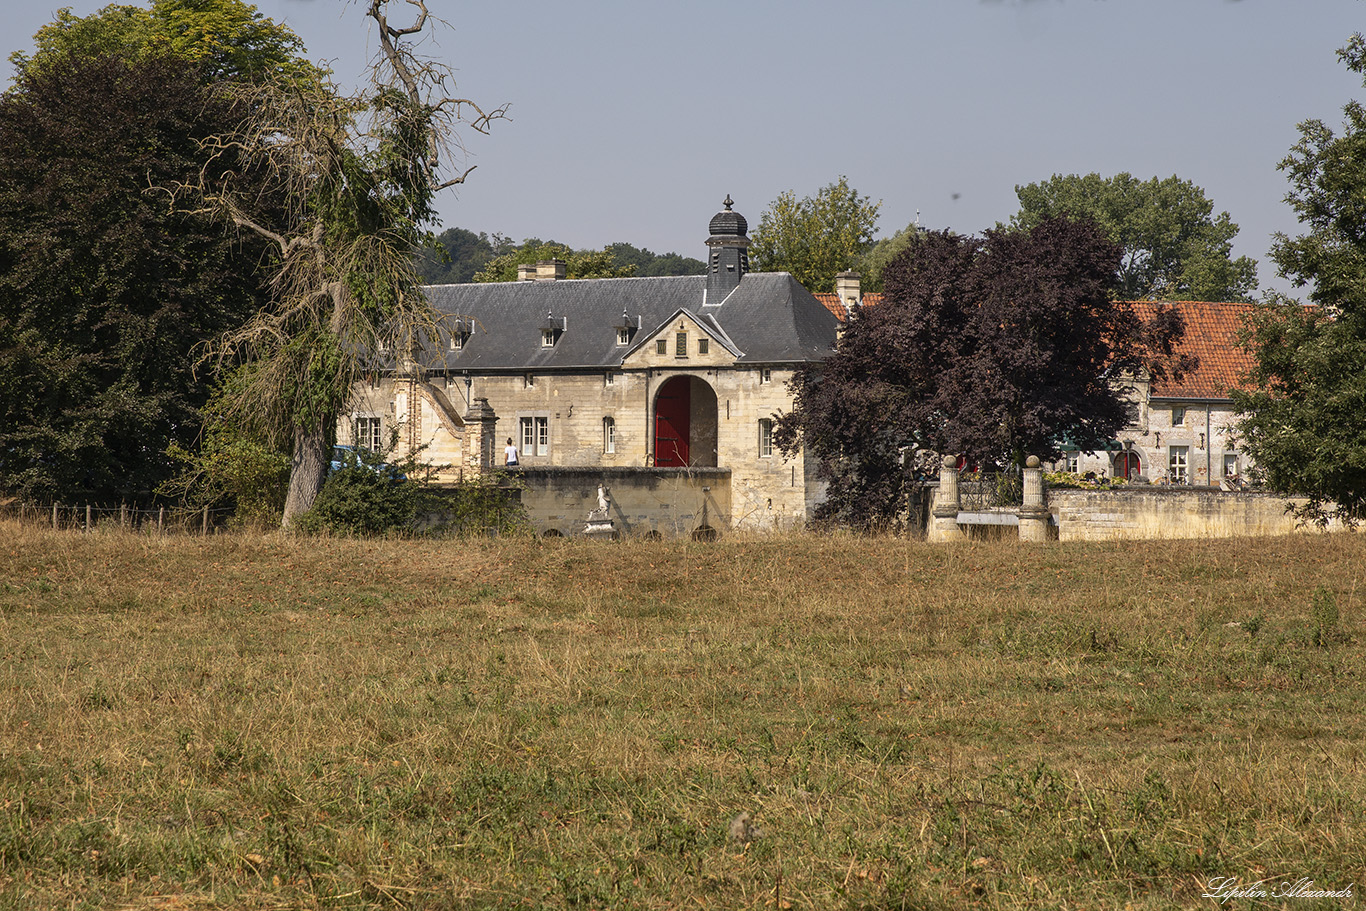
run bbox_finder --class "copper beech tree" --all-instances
[775,217,1189,528]
[184,0,505,525]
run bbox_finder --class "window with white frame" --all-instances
[541,328,556,348]
[354,416,382,454]
[603,417,616,454]
[523,373,535,389]
[759,367,772,384]
[758,418,774,457]
[617,327,631,346]
[1172,405,1186,426]
[1169,445,1189,484]
[520,416,549,457]
[604,371,615,387]
[1062,451,1080,473]
[1223,452,1239,477]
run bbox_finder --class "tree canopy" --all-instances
[10,0,311,84]
[1233,34,1366,525]
[472,242,636,282]
[776,218,1187,527]
[0,50,274,503]
[1010,172,1258,302]
[604,243,704,277]
[750,177,880,295]
[416,234,702,285]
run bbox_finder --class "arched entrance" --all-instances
[654,375,718,467]
[1113,450,1141,480]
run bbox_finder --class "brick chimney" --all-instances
[517,262,536,281]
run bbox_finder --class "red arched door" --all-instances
[654,376,691,467]
[1114,451,1141,480]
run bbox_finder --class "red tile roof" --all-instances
[813,292,883,320]
[1129,301,1258,400]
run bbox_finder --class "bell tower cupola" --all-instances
[705,195,749,304]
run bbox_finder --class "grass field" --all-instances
[1,522,1363,909]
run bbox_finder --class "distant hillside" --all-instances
[418,229,704,284]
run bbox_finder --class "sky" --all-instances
[5,0,1364,297]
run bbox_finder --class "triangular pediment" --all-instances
[621,309,741,370]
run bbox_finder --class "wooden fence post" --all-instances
[52,502,58,530]
[85,503,91,532]
[158,506,165,533]
[202,505,209,536]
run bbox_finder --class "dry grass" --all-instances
[1,521,1363,909]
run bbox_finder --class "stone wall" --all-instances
[1049,486,1307,541]
[513,467,731,538]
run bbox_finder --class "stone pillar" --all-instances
[1018,455,1049,543]
[462,397,498,476]
[928,455,964,542]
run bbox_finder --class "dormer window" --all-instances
[614,310,639,346]
[539,310,564,348]
[449,317,470,351]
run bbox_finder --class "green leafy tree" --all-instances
[1233,34,1366,525]
[0,51,275,503]
[186,0,506,526]
[856,220,926,292]
[10,0,310,84]
[1011,172,1258,302]
[606,242,704,277]
[750,177,881,294]
[473,242,635,282]
[417,227,501,284]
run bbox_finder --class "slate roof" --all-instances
[421,272,840,371]
[1129,301,1259,400]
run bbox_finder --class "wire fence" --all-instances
[0,500,233,535]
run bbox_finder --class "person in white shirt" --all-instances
[504,437,519,466]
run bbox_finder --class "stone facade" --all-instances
[337,200,840,531]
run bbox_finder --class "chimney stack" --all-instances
[536,259,567,281]
[835,272,861,314]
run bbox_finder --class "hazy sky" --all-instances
[6,0,1364,297]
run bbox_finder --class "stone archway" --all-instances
[1113,450,1142,481]
[653,375,718,467]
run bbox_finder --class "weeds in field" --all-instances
[0,522,1362,908]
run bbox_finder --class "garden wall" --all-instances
[1048,486,1310,541]
[511,467,730,538]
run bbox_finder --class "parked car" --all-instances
[329,445,406,479]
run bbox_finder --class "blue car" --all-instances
[330,445,406,479]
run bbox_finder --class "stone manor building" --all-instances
[339,199,842,529]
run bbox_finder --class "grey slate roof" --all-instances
[420,272,839,371]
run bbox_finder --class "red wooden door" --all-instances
[654,377,691,466]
